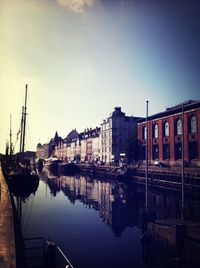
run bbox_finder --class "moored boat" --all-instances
[2,84,39,183]
[58,162,80,175]
[43,157,62,173]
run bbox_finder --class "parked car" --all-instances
[97,160,105,165]
[154,161,168,167]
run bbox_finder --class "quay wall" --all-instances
[0,165,16,268]
[148,220,200,267]
[78,164,124,178]
[78,164,200,192]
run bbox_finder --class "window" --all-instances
[190,115,197,134]
[175,143,182,160]
[154,124,158,138]
[143,126,147,140]
[164,122,169,137]
[163,144,170,160]
[176,119,182,135]
[153,145,159,160]
[189,141,198,160]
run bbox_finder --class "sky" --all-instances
[0,0,200,154]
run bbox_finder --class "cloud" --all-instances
[56,0,95,13]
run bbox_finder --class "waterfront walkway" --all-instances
[0,165,16,268]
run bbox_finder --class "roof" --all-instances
[138,100,200,123]
[79,127,100,140]
[65,129,79,143]
[111,107,125,117]
[37,143,42,148]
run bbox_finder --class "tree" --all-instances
[126,138,141,163]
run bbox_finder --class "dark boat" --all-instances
[7,173,39,200]
[2,84,39,182]
[58,162,80,175]
[36,157,44,171]
[43,158,62,173]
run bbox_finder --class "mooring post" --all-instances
[46,241,57,268]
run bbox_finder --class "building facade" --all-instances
[79,128,100,163]
[57,129,79,161]
[100,107,143,164]
[54,128,100,163]
[137,100,200,166]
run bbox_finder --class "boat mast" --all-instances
[21,84,28,159]
[19,106,24,154]
[9,114,13,157]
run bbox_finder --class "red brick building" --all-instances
[137,100,200,167]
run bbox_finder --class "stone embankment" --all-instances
[78,163,128,179]
[147,219,200,267]
[78,163,200,192]
[130,166,200,193]
[0,164,16,268]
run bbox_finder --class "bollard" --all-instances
[141,211,148,231]
[46,241,57,268]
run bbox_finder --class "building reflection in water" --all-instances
[41,170,200,238]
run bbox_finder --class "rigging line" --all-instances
[14,112,22,152]
[21,198,30,231]
[23,194,35,236]
[6,115,21,153]
[27,88,34,148]
[21,197,30,234]
[13,127,21,152]
[27,119,33,150]
[21,195,34,234]
[23,195,35,237]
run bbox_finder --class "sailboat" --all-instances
[2,84,38,182]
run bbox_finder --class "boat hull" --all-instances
[58,163,80,175]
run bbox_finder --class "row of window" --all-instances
[101,147,112,153]
[142,141,198,160]
[142,115,197,140]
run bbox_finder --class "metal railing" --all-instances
[24,237,46,268]
[57,246,74,268]
[24,237,74,268]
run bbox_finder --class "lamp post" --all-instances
[181,102,184,221]
[145,100,149,213]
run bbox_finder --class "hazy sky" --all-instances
[0,0,200,153]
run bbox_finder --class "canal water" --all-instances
[13,171,200,268]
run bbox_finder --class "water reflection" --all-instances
[8,176,39,201]
[17,170,200,268]
[41,170,200,237]
[40,172,141,237]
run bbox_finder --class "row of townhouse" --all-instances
[36,127,101,163]
[36,100,200,166]
[36,107,142,164]
[56,128,100,162]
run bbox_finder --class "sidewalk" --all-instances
[0,165,16,268]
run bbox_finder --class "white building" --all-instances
[99,107,142,164]
[92,134,100,162]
